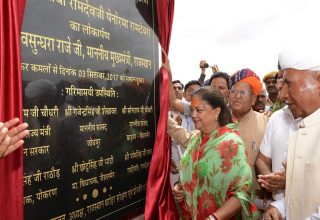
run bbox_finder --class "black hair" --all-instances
[184,80,201,92]
[193,86,233,126]
[172,80,184,90]
[209,72,230,89]
[277,60,282,70]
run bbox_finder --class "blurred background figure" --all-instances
[263,71,278,108]
[253,88,267,112]
[209,72,230,104]
[198,60,220,86]
[170,80,193,186]
[183,80,201,102]
[172,80,184,100]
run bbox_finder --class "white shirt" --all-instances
[170,106,195,186]
[259,106,301,217]
[170,110,195,163]
[259,107,294,205]
[260,106,294,174]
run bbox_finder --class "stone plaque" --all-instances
[21,0,159,219]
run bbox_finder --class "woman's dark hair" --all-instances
[192,86,232,126]
[209,72,230,89]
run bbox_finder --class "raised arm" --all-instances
[162,49,185,113]
[198,60,207,85]
[167,116,191,148]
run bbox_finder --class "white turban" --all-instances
[278,12,320,71]
[279,39,320,71]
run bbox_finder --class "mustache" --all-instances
[255,101,264,105]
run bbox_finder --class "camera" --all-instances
[203,63,209,68]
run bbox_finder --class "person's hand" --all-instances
[263,205,282,220]
[161,48,172,80]
[199,60,208,74]
[264,110,273,117]
[170,159,179,174]
[174,115,182,126]
[172,182,185,203]
[258,171,285,191]
[211,64,219,73]
[0,118,29,159]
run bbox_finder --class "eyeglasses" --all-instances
[230,89,252,96]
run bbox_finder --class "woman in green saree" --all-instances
[167,87,258,220]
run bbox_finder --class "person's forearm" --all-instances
[167,117,190,147]
[270,198,286,218]
[255,153,272,175]
[164,61,185,113]
[198,72,206,85]
[171,100,185,113]
[214,197,241,220]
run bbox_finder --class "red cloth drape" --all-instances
[144,0,178,219]
[0,0,26,219]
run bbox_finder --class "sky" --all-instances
[168,0,320,84]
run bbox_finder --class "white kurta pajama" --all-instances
[285,108,320,220]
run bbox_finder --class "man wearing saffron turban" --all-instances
[229,68,269,212]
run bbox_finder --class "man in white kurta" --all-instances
[285,108,320,219]
[263,32,320,220]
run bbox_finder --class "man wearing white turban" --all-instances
[263,36,320,220]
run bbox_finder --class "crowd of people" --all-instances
[1,28,319,220]
[165,36,320,220]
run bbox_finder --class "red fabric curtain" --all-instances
[0,0,26,219]
[144,0,178,219]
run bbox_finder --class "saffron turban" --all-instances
[263,71,278,82]
[279,35,320,71]
[229,68,262,96]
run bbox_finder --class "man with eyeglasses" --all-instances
[172,80,184,100]
[229,68,269,212]
[170,80,199,186]
[170,80,184,174]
